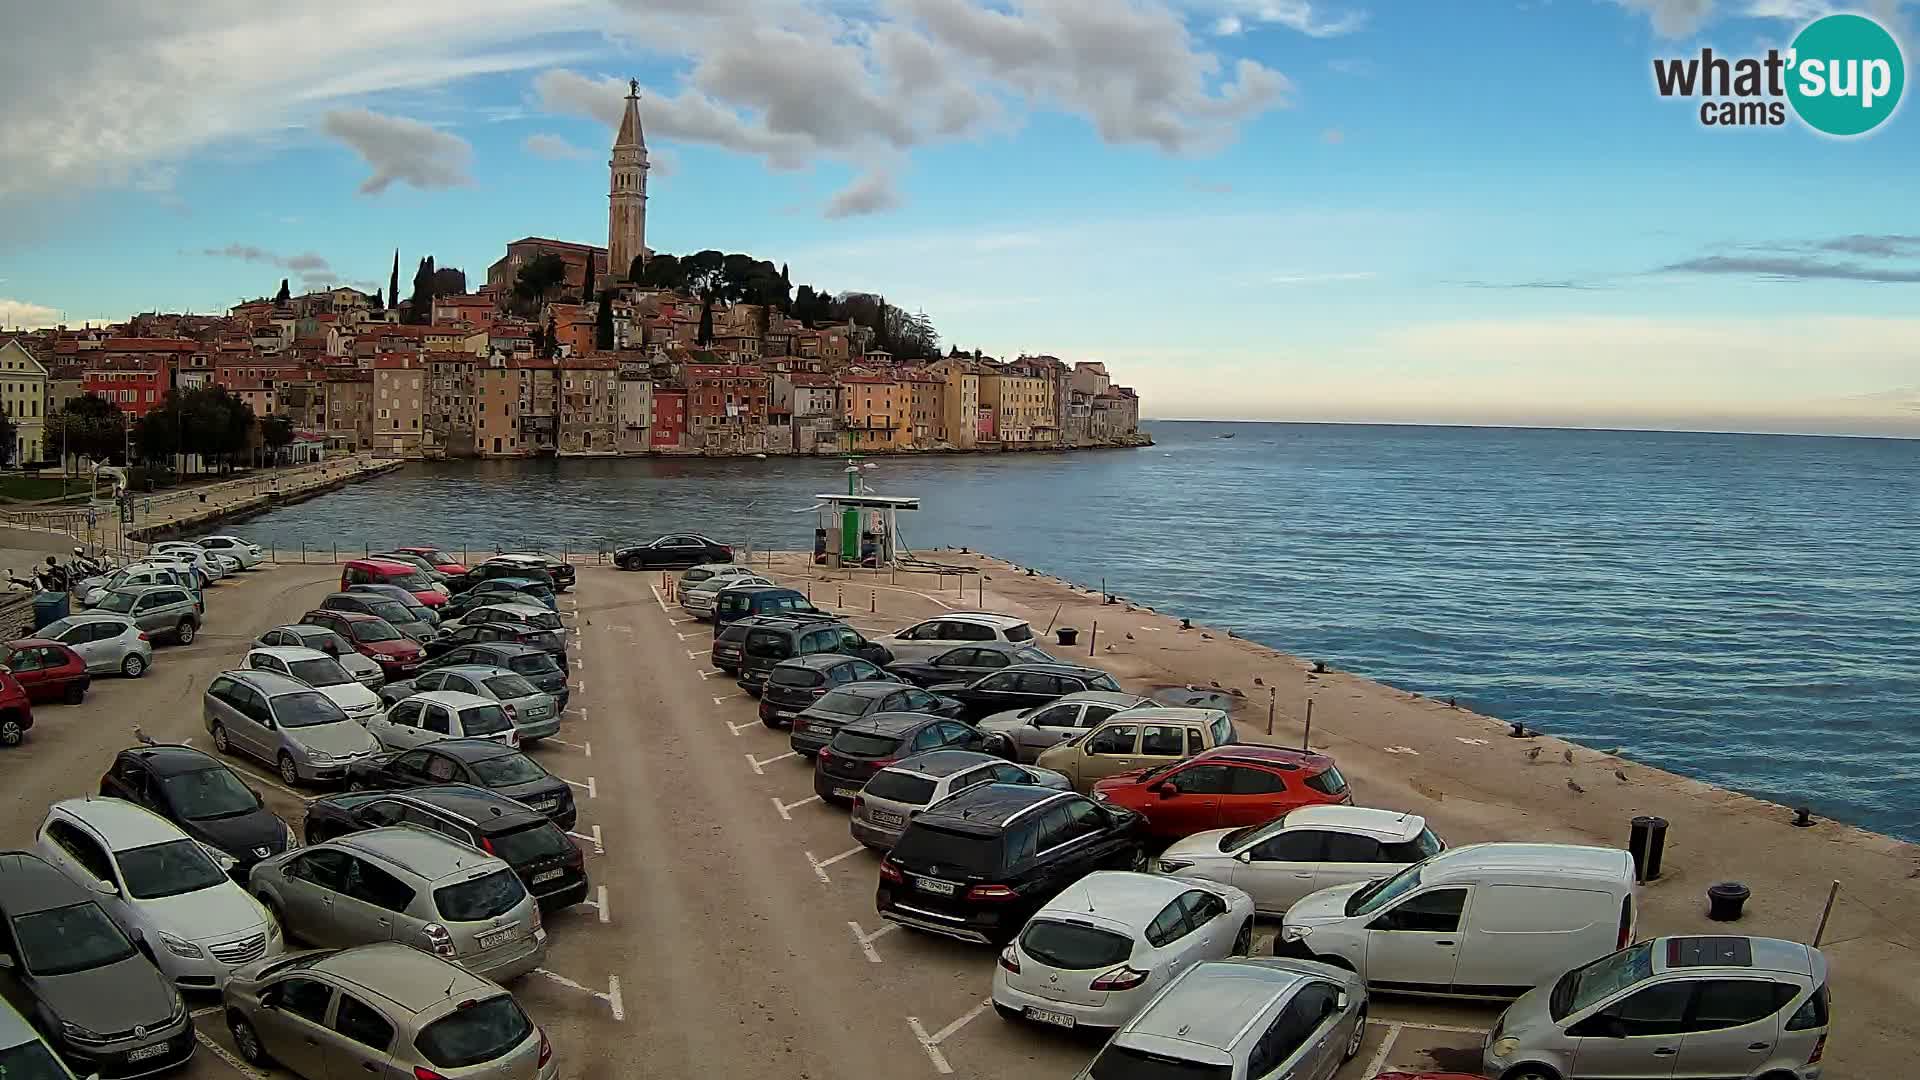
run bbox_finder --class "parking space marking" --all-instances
[572,679,587,693]
[668,615,695,625]
[1363,1022,1401,1078]
[712,691,746,704]
[806,845,866,884]
[726,719,761,736]
[564,706,587,720]
[560,775,597,798]
[531,968,625,1022]
[697,668,726,680]
[847,920,897,963]
[571,657,587,670]
[567,824,605,854]
[1388,1020,1487,1035]
[545,737,591,756]
[679,631,711,641]
[773,794,822,820]
[604,624,633,634]
[197,1028,269,1079]
[225,762,311,802]
[649,585,673,614]
[687,650,705,660]
[906,999,991,1075]
[746,750,798,774]
[578,884,611,924]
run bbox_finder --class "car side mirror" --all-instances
[248,787,264,806]
[1234,850,1253,863]
[1333,990,1349,1012]
[91,878,118,897]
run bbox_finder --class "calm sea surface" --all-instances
[237,422,1920,841]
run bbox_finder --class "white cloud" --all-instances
[523,133,593,160]
[824,171,904,219]
[1611,0,1908,35]
[0,298,61,330]
[1184,1,1367,37]
[1614,0,1717,35]
[321,109,474,194]
[196,244,345,288]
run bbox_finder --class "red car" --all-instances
[392,545,470,580]
[300,609,427,680]
[0,638,91,705]
[0,668,32,746]
[1092,744,1352,841]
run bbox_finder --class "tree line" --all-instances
[22,389,294,472]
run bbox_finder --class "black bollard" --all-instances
[1628,816,1668,883]
[1793,806,1816,828]
[1707,882,1751,921]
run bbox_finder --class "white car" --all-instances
[37,612,155,677]
[681,574,773,617]
[195,534,265,569]
[876,612,1038,664]
[243,647,383,722]
[150,543,227,579]
[80,563,199,608]
[1156,806,1446,916]
[992,870,1256,1032]
[145,548,222,584]
[34,797,282,989]
[365,689,521,751]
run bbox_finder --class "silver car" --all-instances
[254,624,385,688]
[79,563,198,608]
[1077,958,1367,1080]
[195,534,265,569]
[442,602,565,634]
[37,613,154,677]
[247,827,547,984]
[224,943,559,1080]
[681,574,773,618]
[88,584,202,645]
[379,665,561,742]
[205,669,384,786]
[978,690,1152,763]
[1485,935,1831,1080]
[851,750,1069,849]
[366,691,520,752]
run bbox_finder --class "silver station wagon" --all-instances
[205,669,384,786]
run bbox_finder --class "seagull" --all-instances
[1209,680,1221,688]
[1253,677,1264,686]
[1125,632,1134,641]
[1230,688,1245,698]
[1603,746,1625,756]
[1615,769,1630,783]
[1567,779,1585,794]
[1527,746,1542,763]
[1563,749,1575,765]
[133,725,155,746]
[1201,632,1214,640]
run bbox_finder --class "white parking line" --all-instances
[678,631,711,641]
[560,775,597,798]
[564,706,587,720]
[668,616,694,625]
[197,1029,268,1078]
[605,624,633,634]
[712,691,746,704]
[571,658,587,670]
[572,680,587,693]
[772,794,821,820]
[546,737,592,756]
[1363,1021,1401,1078]
[847,920,897,963]
[649,585,672,614]
[530,968,625,1022]
[697,668,726,680]
[1389,1020,1488,1035]
[726,719,761,736]
[805,845,866,884]
[746,750,798,774]
[567,825,605,854]
[579,884,610,924]
[906,999,991,1075]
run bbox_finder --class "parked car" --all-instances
[426,621,567,666]
[0,670,31,748]
[254,624,384,687]
[710,620,752,674]
[0,851,195,1077]
[876,612,1038,664]
[148,543,226,583]
[485,551,574,591]
[0,639,89,704]
[35,797,282,990]
[1092,745,1353,841]
[367,691,520,751]
[386,546,471,586]
[1158,806,1444,917]
[816,714,1012,804]
[614,534,732,570]
[713,585,824,627]
[680,573,773,618]
[759,653,895,728]
[301,785,589,910]
[886,640,1061,689]
[318,591,436,643]
[737,614,892,694]
[243,647,384,723]
[223,942,557,1079]
[992,871,1258,1031]
[678,562,758,589]
[877,784,1147,945]
[378,665,561,742]
[299,609,427,682]
[978,690,1153,763]
[0,996,77,1080]
[1276,842,1639,1000]
[934,662,1128,722]
[98,744,296,876]
[851,750,1069,850]
[346,582,440,627]
[247,827,546,983]
[339,559,449,609]
[418,642,568,709]
[78,563,199,609]
[38,612,154,678]
[1073,958,1368,1079]
[447,577,557,614]
[343,740,575,830]
[194,534,265,568]
[1484,935,1830,1080]
[204,669,385,786]
[89,584,201,645]
[443,602,564,634]
[789,681,964,757]
[1037,707,1237,791]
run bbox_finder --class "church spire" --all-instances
[615,79,645,149]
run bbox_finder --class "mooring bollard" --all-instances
[1628,816,1668,883]
[1088,620,1098,656]
[1707,882,1750,921]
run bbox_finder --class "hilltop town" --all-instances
[0,82,1145,467]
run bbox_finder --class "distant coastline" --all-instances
[1140,417,1920,441]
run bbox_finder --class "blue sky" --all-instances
[2,0,1915,435]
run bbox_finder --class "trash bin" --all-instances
[1707,881,1751,921]
[1628,815,1669,883]
[32,591,70,631]
[1056,627,1079,647]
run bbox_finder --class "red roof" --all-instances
[101,337,197,353]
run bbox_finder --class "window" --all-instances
[1250,830,1324,862]
[1382,830,1446,862]
[1689,979,1795,1031]
[422,706,453,735]
[1226,766,1284,795]
[1246,992,1322,1077]
[1029,703,1080,729]
[1140,725,1186,756]
[290,848,352,891]
[1573,981,1694,1038]
[1178,889,1229,928]
[274,976,335,1024]
[1323,833,1384,863]
[45,821,116,884]
[1144,901,1196,948]
[1370,888,1468,934]
[1168,764,1232,795]
[1086,725,1137,755]
[341,857,415,913]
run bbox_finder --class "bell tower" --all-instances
[608,79,649,284]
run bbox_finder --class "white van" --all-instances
[1274,842,1637,1000]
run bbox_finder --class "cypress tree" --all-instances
[274,279,290,304]
[595,291,614,350]
[388,249,399,309]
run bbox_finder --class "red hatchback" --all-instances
[0,638,90,705]
[392,545,469,578]
[1092,744,1351,841]
[300,608,427,680]
[0,668,32,746]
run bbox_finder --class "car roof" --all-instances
[430,738,524,762]
[6,637,61,650]
[1653,936,1816,977]
[1280,805,1422,840]
[117,743,226,776]
[249,646,331,663]
[1108,707,1225,724]
[283,623,345,639]
[332,784,543,828]
[335,826,502,880]
[1193,745,1334,770]
[741,612,839,630]
[783,653,869,670]
[0,850,94,914]
[410,690,499,711]
[1003,662,1109,678]
[839,711,942,737]
[1124,960,1322,1054]
[313,942,498,1011]
[1419,842,1632,883]
[480,576,543,587]
[723,584,789,595]
[311,609,381,622]
[889,749,1000,778]
[836,681,908,699]
[928,612,1030,629]
[466,642,546,658]
[51,796,189,849]
[468,602,549,615]
[114,583,187,597]
[425,664,517,679]
[1047,690,1149,707]
[346,558,415,571]
[1041,871,1202,928]
[55,612,135,625]
[917,783,1067,833]
[224,667,324,696]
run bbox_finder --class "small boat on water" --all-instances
[1217,433,1236,439]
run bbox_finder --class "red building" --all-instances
[685,364,769,452]
[81,356,176,417]
[650,388,687,449]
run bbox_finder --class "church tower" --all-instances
[608,79,649,284]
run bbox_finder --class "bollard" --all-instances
[1628,816,1668,883]
[1707,882,1750,921]
[1056,627,1078,647]
[1088,620,1098,656]
[1266,688,1276,736]
[1302,699,1313,750]
[870,591,876,613]
[1792,806,1815,828]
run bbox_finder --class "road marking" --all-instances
[686,650,705,660]
[226,762,311,802]
[726,719,761,736]
[608,975,625,1022]
[773,794,821,820]
[678,631,712,641]
[668,616,694,625]
[581,884,610,923]
[560,775,597,798]
[605,624,633,634]
[1363,1021,1401,1078]
[564,706,587,720]
[847,920,897,963]
[713,691,746,704]
[746,750,798,775]
[530,968,624,1022]
[572,658,587,670]
[697,668,726,680]
[547,737,592,756]
[567,825,605,854]
[1383,745,1420,755]
[1455,737,1490,746]
[648,585,672,614]
[572,680,587,693]
[806,845,866,884]
[197,1028,268,1078]
[906,999,991,1075]
[1385,1020,1487,1035]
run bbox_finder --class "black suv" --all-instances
[302,783,588,909]
[790,681,965,757]
[760,653,895,728]
[738,614,893,694]
[427,621,567,665]
[933,662,1127,721]
[343,739,576,830]
[421,641,569,707]
[815,713,1010,803]
[877,784,1145,945]
[97,743,293,876]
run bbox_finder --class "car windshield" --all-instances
[94,591,139,614]
[522,631,563,651]
[469,753,546,786]
[1305,765,1349,796]
[1347,862,1422,916]
[814,691,874,717]
[829,731,902,757]
[275,691,350,729]
[362,600,416,623]
[350,620,402,643]
[507,654,559,677]
[288,658,352,687]
[160,767,259,820]
[0,1036,69,1080]
[433,869,526,922]
[458,705,512,737]
[863,771,937,804]
[1020,919,1134,970]
[1136,761,1183,784]
[11,902,137,976]
[117,838,228,900]
[414,994,532,1069]
[1089,1046,1230,1079]
[41,617,78,637]
[386,571,434,590]
[890,825,1002,875]
[770,666,823,688]
[1551,942,1655,1020]
[483,674,540,699]
[1220,817,1290,852]
[744,630,791,659]
[489,821,572,864]
[415,550,455,565]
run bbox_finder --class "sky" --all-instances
[0,0,1916,437]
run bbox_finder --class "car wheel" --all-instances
[121,653,146,677]
[175,619,196,644]
[277,754,300,786]
[211,723,231,754]
[1344,1007,1366,1061]
[63,681,86,705]
[1233,918,1253,956]
[1502,1068,1560,1080]
[0,717,21,747]
[229,1015,270,1066]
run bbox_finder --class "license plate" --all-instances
[478,926,518,950]
[914,878,956,895]
[532,869,564,884]
[127,1044,169,1063]
[833,787,860,799]
[870,810,905,827]
[1024,1007,1076,1029]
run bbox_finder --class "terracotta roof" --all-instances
[101,337,198,353]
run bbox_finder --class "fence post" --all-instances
[1088,620,1098,657]
[1302,699,1314,751]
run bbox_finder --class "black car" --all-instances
[759,653,896,728]
[0,851,195,1075]
[97,744,293,876]
[342,739,576,830]
[467,562,558,591]
[877,784,1146,945]
[887,642,1062,689]
[815,713,1011,803]
[789,681,964,756]
[427,621,567,665]
[737,614,892,694]
[421,641,568,708]
[614,533,733,570]
[489,551,575,591]
[302,783,588,909]
[710,619,756,674]
[933,663,1127,722]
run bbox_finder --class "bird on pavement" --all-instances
[1615,769,1630,783]
[133,725,155,746]
[1125,632,1135,641]
[1527,747,1542,763]
[1567,779,1585,794]
[1209,680,1221,688]
[1253,677,1264,686]
[1563,749,1575,765]
[1201,632,1214,640]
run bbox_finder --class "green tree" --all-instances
[388,249,400,310]
[543,313,559,358]
[513,254,568,310]
[638,253,683,290]
[596,292,614,350]
[259,414,295,463]
[0,410,16,466]
[431,266,467,295]
[48,393,126,465]
[274,278,290,304]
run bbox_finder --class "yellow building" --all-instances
[841,375,910,449]
[372,356,425,457]
[929,358,980,448]
[0,338,49,464]
[978,368,1052,444]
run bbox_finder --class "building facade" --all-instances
[0,339,49,463]
[372,356,425,457]
[686,364,768,453]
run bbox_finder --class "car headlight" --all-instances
[283,822,300,850]
[158,932,205,959]
[1158,859,1193,873]
[61,1019,106,1043]
[1279,924,1313,943]
[306,749,335,763]
[1491,1037,1519,1058]
[1091,790,1111,802]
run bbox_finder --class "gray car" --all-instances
[977,690,1152,763]
[443,602,564,634]
[87,584,201,645]
[319,593,435,643]
[347,583,440,627]
[224,942,559,1080]
[0,851,194,1077]
[379,665,561,742]
[850,749,1070,850]
[1077,958,1367,1080]
[205,669,384,786]
[38,613,154,678]
[78,563,199,609]
[254,624,385,688]
[1484,935,1831,1080]
[247,827,547,984]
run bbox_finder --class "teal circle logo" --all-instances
[1787,14,1905,136]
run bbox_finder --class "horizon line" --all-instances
[1140,417,1920,443]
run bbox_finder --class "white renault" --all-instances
[243,646,383,723]
[1156,805,1446,916]
[195,534,266,569]
[34,797,282,990]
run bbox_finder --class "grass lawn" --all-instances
[0,475,84,502]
